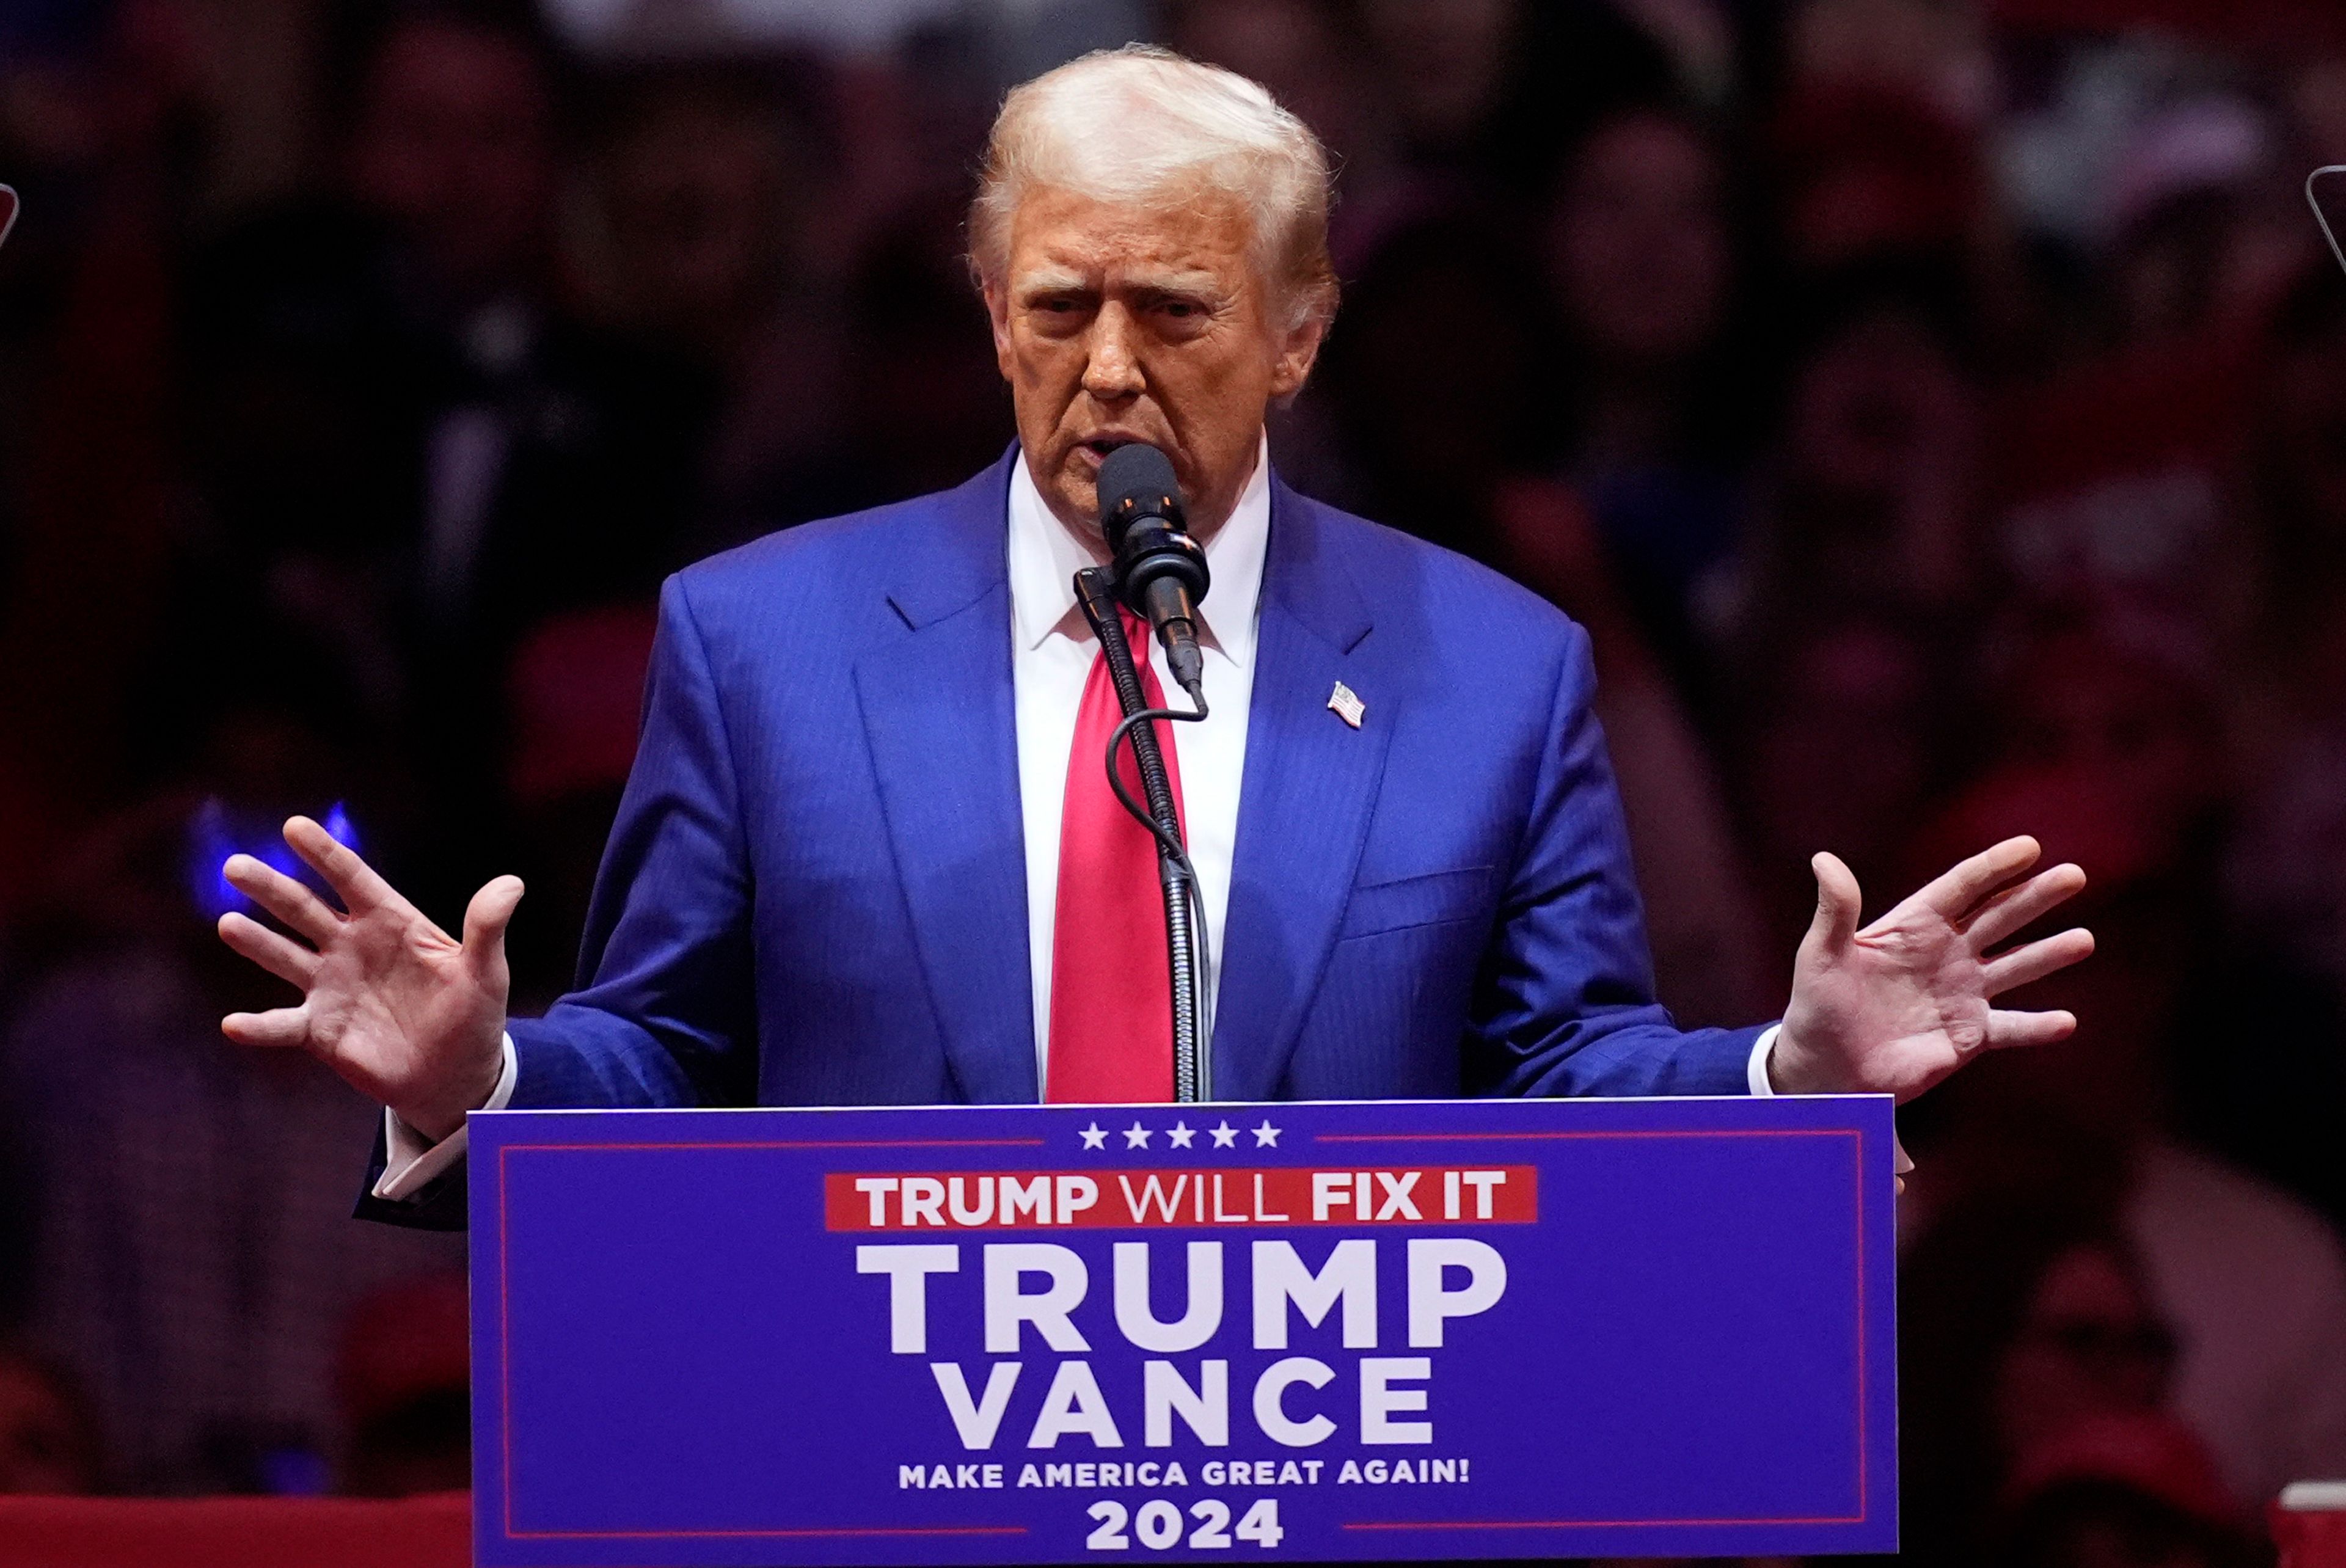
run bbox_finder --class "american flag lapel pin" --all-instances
[1328,680,1365,729]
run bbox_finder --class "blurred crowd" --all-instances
[2,0,2345,1557]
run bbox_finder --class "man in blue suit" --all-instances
[214,48,2091,1228]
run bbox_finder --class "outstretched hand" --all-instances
[215,815,521,1140]
[1772,836,2093,1101]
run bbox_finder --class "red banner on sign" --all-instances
[824,1166,1539,1232]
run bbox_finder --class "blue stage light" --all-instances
[189,800,362,919]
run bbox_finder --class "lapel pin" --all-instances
[1328,680,1365,729]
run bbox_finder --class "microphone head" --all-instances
[1094,442,1208,616]
[1096,442,1184,544]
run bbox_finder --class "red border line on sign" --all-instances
[1315,1128,1842,1142]
[500,1144,514,1542]
[1344,1514,1862,1530]
[1855,1126,1867,1522]
[1324,1125,1873,1533]
[501,1138,1049,1151]
[494,1138,1042,1543]
[507,1526,1031,1541]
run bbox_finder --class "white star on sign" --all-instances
[1210,1121,1240,1148]
[1124,1123,1152,1149]
[1079,1123,1108,1150]
[1166,1121,1196,1149]
[1252,1121,1282,1148]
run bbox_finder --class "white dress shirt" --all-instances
[376,436,1798,1201]
[1009,434,1268,1084]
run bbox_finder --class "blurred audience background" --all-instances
[2,0,2344,1552]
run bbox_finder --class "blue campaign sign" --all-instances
[470,1094,1898,1564]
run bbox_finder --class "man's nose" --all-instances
[1081,307,1145,402]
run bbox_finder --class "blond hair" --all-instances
[969,44,1339,332]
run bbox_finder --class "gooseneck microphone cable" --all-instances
[1076,567,1215,1103]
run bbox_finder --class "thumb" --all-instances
[1805,851,1862,958]
[461,875,525,978]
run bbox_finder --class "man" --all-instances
[213,47,2092,1228]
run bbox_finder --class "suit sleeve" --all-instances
[502,572,761,1110]
[1467,621,1765,1098]
[354,574,759,1228]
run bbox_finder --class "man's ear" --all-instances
[982,280,1017,382]
[1268,313,1329,401]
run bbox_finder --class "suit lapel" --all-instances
[1213,479,1395,1101]
[854,452,1039,1103]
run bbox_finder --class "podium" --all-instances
[469,1094,1898,1563]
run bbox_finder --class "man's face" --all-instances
[347,21,553,301]
[985,185,1323,544]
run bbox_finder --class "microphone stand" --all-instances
[1075,567,1213,1103]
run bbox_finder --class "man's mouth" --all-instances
[1075,435,1150,469]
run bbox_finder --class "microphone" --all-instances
[1096,442,1210,702]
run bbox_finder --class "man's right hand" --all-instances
[215,815,521,1142]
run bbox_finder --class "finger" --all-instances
[1913,836,2043,920]
[1803,851,1862,957]
[1964,862,2088,950]
[1986,1008,2077,1050]
[1980,927,2096,997]
[283,815,399,916]
[461,875,525,982]
[217,911,320,990]
[222,854,342,946]
[221,1005,313,1049]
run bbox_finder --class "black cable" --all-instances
[1103,705,1208,872]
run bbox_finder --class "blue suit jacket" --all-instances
[362,451,1762,1226]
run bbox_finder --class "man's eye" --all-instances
[1161,301,1199,318]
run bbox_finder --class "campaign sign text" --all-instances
[470,1094,1898,1564]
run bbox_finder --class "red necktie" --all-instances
[1045,611,1186,1103]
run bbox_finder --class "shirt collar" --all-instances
[1007,432,1270,669]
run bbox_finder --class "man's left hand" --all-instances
[1771,836,2094,1100]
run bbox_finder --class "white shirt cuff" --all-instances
[1747,1024,1781,1096]
[371,1033,518,1202]
[1746,1023,1913,1175]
